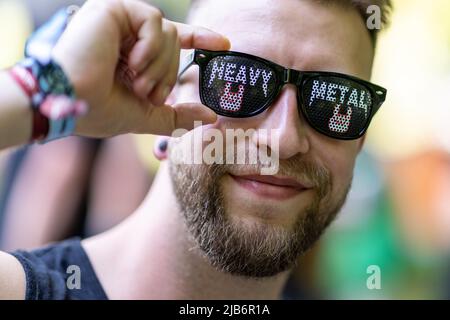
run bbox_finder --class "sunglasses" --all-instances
[178,49,387,140]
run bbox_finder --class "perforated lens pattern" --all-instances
[201,55,277,117]
[302,76,373,138]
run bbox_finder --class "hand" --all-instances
[52,0,230,138]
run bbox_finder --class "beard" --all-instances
[169,152,351,278]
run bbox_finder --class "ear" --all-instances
[153,136,169,161]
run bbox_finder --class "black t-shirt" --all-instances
[10,238,108,300]
[10,239,305,300]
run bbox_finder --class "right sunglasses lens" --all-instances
[301,76,373,139]
[200,55,278,117]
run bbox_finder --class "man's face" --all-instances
[169,0,373,277]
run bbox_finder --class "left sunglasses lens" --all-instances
[200,55,278,117]
[301,76,374,139]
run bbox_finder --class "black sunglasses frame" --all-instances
[178,49,387,140]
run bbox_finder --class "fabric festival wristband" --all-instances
[24,58,78,142]
[8,65,39,98]
[22,7,80,143]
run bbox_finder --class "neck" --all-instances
[84,162,289,299]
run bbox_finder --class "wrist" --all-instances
[8,57,89,144]
[16,7,88,143]
[0,71,33,148]
[7,64,50,142]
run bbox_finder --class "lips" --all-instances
[229,174,312,200]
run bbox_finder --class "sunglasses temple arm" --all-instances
[177,51,196,78]
[374,90,387,114]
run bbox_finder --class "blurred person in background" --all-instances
[0,0,151,251]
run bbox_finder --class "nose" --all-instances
[254,85,310,160]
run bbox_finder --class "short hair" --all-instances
[188,0,392,47]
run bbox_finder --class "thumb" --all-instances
[172,21,231,51]
[138,102,218,136]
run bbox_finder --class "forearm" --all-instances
[0,71,32,149]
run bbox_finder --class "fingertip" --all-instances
[197,29,231,51]
[177,23,231,50]
[221,36,232,51]
[198,27,231,50]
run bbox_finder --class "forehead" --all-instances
[188,0,373,79]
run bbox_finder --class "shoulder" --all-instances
[0,251,26,300]
[7,238,107,300]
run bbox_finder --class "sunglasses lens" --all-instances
[200,55,278,117]
[302,76,373,139]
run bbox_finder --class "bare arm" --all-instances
[0,71,32,150]
[0,252,26,300]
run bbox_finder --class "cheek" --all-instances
[168,120,259,165]
[313,138,360,193]
[214,114,266,132]
[168,124,229,164]
[175,83,201,104]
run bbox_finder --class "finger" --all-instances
[136,103,218,136]
[123,0,164,72]
[133,23,177,100]
[172,21,231,50]
[148,39,180,106]
[128,18,163,73]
